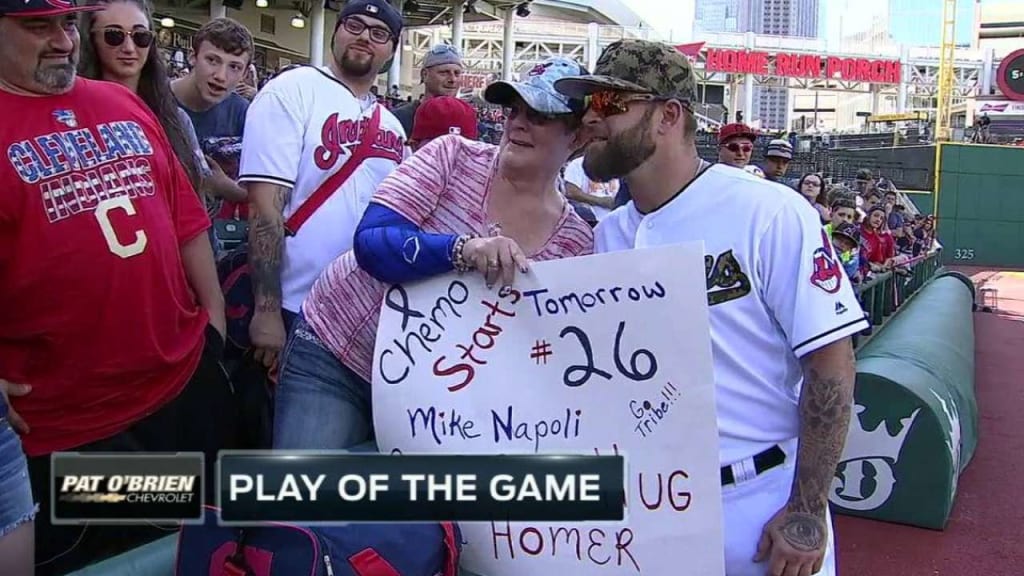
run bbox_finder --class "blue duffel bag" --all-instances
[176,506,460,576]
[176,442,462,576]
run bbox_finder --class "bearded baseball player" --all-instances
[556,41,867,576]
[240,0,406,367]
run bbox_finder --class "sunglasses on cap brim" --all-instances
[427,44,460,56]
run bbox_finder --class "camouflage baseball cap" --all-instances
[484,57,587,115]
[554,40,697,102]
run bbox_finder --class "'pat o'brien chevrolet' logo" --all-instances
[52,453,204,523]
[59,474,198,504]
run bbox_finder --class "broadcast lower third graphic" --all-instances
[530,339,553,364]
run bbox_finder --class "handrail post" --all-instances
[872,280,885,324]
[884,274,895,316]
[896,271,906,304]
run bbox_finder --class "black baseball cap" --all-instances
[833,222,861,245]
[0,0,103,17]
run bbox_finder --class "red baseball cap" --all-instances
[411,96,479,142]
[718,123,757,143]
[0,0,103,16]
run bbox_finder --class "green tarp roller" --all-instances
[831,271,977,529]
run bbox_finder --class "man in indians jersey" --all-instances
[0,0,235,571]
[240,0,406,368]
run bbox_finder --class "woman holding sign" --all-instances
[272,57,594,450]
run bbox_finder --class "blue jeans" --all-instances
[272,314,374,449]
[0,398,36,538]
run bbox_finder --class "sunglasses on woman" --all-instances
[585,90,688,118]
[721,142,753,153]
[101,28,154,49]
[341,17,392,45]
[504,101,573,126]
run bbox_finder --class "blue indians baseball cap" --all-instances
[337,0,403,42]
[484,57,588,115]
[0,0,102,16]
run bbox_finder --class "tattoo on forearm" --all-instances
[779,512,825,552]
[791,362,854,519]
[250,188,290,312]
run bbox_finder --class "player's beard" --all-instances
[583,107,656,183]
[339,44,376,78]
[35,54,78,94]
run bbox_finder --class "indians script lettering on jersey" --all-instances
[8,120,156,223]
[239,66,407,313]
[315,112,405,169]
[705,249,751,306]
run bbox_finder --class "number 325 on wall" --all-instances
[954,248,975,260]
[94,196,148,259]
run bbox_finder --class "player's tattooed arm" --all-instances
[788,338,856,541]
[249,183,291,312]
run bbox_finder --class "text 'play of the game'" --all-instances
[219,453,625,523]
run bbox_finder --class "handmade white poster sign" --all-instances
[372,244,725,575]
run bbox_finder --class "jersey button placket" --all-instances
[636,215,655,247]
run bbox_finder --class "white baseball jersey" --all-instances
[596,164,868,466]
[239,66,405,313]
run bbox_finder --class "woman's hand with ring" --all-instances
[463,236,529,288]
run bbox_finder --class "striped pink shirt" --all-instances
[302,135,594,382]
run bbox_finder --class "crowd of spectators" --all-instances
[0,4,942,573]
[207,51,942,280]
[201,55,942,285]
[813,169,938,283]
[710,122,940,287]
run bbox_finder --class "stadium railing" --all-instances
[853,251,942,349]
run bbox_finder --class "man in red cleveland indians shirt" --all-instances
[0,0,234,570]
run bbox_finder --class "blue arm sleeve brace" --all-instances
[353,203,460,284]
